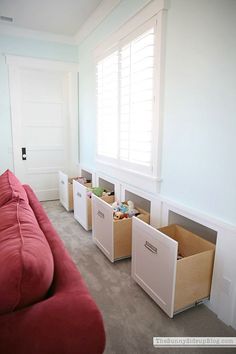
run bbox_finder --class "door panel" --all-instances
[25,127,64,147]
[22,102,64,127]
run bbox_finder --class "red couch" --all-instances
[0,172,105,354]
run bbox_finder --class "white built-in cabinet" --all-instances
[59,166,236,329]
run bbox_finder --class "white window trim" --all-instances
[94,0,169,59]
[94,0,168,192]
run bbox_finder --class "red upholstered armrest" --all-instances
[0,185,105,354]
[0,290,105,354]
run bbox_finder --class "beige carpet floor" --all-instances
[42,200,236,354]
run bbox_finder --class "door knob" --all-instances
[22,147,27,160]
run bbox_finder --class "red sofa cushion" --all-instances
[0,199,54,315]
[0,170,28,207]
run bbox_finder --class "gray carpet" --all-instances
[42,200,236,354]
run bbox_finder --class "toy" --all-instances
[113,211,124,220]
[112,200,139,220]
[87,187,114,199]
[120,204,128,213]
[112,201,119,208]
[77,177,89,185]
[111,201,121,212]
[112,201,128,212]
[113,211,129,220]
[128,209,139,217]
[126,200,139,217]
[87,187,106,198]
[87,190,92,198]
[127,200,134,211]
[92,187,106,197]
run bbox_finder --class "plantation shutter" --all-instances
[97,50,119,158]
[96,21,157,175]
[120,28,155,168]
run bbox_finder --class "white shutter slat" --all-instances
[96,51,119,159]
[119,27,154,167]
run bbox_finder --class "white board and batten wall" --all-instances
[79,163,236,329]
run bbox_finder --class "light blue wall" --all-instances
[1,0,235,225]
[0,53,12,172]
[0,34,78,173]
[161,0,236,224]
[78,0,236,225]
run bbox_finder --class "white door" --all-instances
[7,56,78,201]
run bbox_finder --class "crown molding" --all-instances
[74,0,120,45]
[0,0,121,46]
[0,0,168,46]
[0,23,76,45]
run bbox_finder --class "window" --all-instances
[120,28,155,169]
[96,17,159,177]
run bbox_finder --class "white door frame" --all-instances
[6,55,79,178]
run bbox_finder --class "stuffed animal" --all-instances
[112,201,119,209]
[87,187,107,198]
[113,211,124,220]
[112,200,139,219]
[113,211,129,220]
[127,200,134,211]
[77,176,88,185]
[120,203,128,213]
[87,190,92,198]
[126,200,139,217]
[112,201,120,212]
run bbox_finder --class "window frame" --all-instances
[94,0,167,190]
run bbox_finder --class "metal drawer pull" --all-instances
[144,241,157,254]
[77,192,82,197]
[61,180,65,185]
[97,210,104,219]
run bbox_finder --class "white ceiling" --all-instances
[0,0,104,36]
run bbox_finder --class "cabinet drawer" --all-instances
[59,171,68,209]
[59,171,74,211]
[132,217,177,317]
[73,180,92,231]
[92,195,114,261]
[93,196,150,262]
[132,219,215,317]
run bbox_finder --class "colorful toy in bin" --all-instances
[87,187,115,199]
[87,187,104,198]
[112,200,139,220]
[76,176,91,185]
[113,211,127,220]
